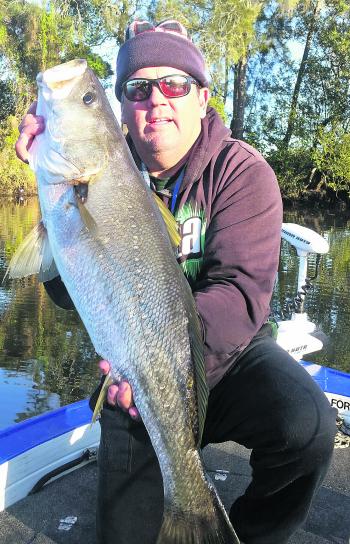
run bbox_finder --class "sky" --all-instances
[91,40,121,121]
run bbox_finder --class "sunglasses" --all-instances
[123,74,199,102]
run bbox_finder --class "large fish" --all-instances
[8,59,240,544]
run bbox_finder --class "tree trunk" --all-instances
[283,1,319,147]
[223,53,229,104]
[230,55,247,139]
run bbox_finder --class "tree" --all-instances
[151,0,262,137]
[0,0,121,193]
[283,0,322,147]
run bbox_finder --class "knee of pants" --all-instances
[268,391,337,465]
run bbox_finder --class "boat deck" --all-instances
[1,441,349,544]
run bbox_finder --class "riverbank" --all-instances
[2,189,349,214]
[283,189,350,212]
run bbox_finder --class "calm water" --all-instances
[0,197,349,429]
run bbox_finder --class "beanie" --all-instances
[115,20,210,101]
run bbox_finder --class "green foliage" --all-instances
[65,44,113,79]
[56,0,134,46]
[0,81,16,121]
[0,0,116,193]
[86,53,113,79]
[0,116,36,195]
[312,126,350,193]
[0,21,7,46]
[0,1,114,109]
[267,146,314,199]
[208,96,228,124]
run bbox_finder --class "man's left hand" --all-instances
[99,360,141,421]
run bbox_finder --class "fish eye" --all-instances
[83,92,96,105]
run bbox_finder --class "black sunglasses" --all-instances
[123,74,199,102]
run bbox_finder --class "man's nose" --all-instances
[148,84,167,106]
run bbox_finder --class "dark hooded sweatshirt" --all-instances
[44,107,283,389]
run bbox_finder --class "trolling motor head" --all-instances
[281,223,329,257]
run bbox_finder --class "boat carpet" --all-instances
[0,442,349,543]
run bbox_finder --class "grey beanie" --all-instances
[115,22,210,101]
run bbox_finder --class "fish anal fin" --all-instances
[91,372,114,424]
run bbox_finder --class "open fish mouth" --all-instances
[37,59,88,96]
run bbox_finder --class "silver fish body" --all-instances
[28,60,239,544]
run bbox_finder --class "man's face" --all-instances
[121,66,209,169]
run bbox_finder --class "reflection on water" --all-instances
[0,198,99,429]
[271,206,350,375]
[0,198,349,428]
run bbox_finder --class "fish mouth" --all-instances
[37,59,88,100]
[37,59,87,89]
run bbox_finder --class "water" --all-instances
[0,198,349,429]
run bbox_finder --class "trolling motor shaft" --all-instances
[281,223,329,313]
[277,223,329,360]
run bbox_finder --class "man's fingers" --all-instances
[99,359,111,375]
[117,381,134,411]
[18,114,44,133]
[15,118,45,163]
[101,365,137,419]
[107,384,119,406]
[14,132,33,162]
[129,406,141,421]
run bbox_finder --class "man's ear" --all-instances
[199,88,210,119]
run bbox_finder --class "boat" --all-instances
[0,224,349,543]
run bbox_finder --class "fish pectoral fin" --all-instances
[77,198,98,234]
[3,221,58,282]
[152,193,181,248]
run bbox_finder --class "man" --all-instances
[16,19,336,544]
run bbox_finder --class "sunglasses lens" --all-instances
[124,79,151,101]
[124,75,194,101]
[159,76,191,97]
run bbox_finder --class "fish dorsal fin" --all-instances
[3,221,58,282]
[152,193,181,248]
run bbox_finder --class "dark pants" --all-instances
[93,333,337,544]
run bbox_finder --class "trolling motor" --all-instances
[276,223,329,361]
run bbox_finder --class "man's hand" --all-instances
[99,360,140,421]
[15,102,45,163]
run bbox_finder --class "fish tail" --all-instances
[156,500,240,544]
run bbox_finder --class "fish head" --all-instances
[31,59,115,186]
